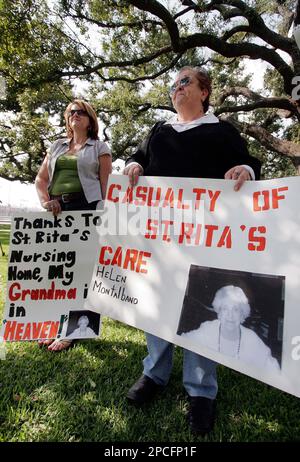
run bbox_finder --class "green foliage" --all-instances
[211,57,251,98]
[264,68,285,97]
[0,0,79,181]
[0,0,299,182]
[94,80,168,160]
[247,137,297,179]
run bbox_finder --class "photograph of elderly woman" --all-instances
[65,310,100,339]
[177,265,285,372]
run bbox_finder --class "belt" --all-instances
[50,192,85,204]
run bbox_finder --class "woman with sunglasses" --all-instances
[35,99,112,351]
[123,66,261,435]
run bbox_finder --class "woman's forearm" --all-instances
[35,176,50,207]
[99,154,112,200]
[35,155,51,208]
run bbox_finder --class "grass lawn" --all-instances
[0,224,299,442]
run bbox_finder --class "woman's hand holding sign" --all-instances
[123,163,143,187]
[225,165,251,191]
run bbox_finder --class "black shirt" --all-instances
[126,120,261,180]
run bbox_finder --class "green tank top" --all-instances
[49,155,83,195]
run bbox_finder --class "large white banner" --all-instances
[85,174,300,398]
[1,211,102,341]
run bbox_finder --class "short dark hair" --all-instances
[179,66,212,113]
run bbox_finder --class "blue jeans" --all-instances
[143,333,218,399]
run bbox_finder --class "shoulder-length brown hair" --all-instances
[64,99,99,140]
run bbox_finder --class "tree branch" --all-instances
[206,0,293,54]
[127,0,295,93]
[129,0,181,51]
[0,172,27,182]
[206,5,244,20]
[183,33,294,94]
[295,0,300,26]
[61,45,173,78]
[277,4,294,35]
[216,101,300,121]
[174,6,196,20]
[216,87,262,104]
[14,0,296,99]
[215,87,300,120]
[63,9,163,29]
[222,25,250,41]
[95,52,184,83]
[222,116,300,159]
[136,103,175,114]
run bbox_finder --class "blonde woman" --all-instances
[35,99,112,351]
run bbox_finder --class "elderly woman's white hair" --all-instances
[212,285,250,323]
[77,315,89,326]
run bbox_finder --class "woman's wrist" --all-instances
[41,199,50,208]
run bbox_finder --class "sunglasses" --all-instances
[169,76,192,95]
[69,109,88,117]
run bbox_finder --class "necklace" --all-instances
[218,324,241,358]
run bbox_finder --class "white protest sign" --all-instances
[1,211,102,341]
[85,174,300,398]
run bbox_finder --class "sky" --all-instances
[0,177,41,209]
